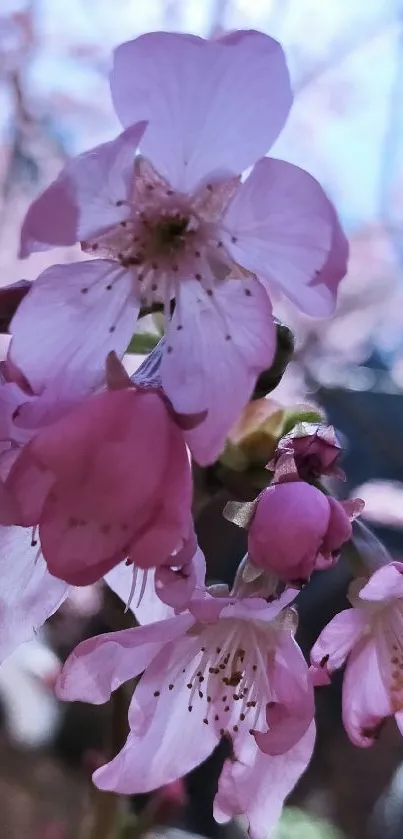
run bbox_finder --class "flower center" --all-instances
[152,619,271,740]
[151,214,190,251]
[81,156,240,308]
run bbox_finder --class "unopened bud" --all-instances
[221,397,286,472]
[271,421,344,483]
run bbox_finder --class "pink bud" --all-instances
[271,423,344,483]
[248,482,352,582]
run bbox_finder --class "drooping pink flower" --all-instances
[56,580,314,839]
[248,482,355,582]
[4,386,193,585]
[311,562,403,747]
[14,31,347,464]
[0,349,196,650]
[270,422,345,483]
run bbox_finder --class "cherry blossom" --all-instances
[3,386,192,585]
[311,563,403,746]
[12,30,347,463]
[57,568,314,839]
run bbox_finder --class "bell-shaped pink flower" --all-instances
[13,30,347,464]
[311,562,403,747]
[56,572,314,839]
[271,422,344,483]
[5,387,192,586]
[248,483,354,582]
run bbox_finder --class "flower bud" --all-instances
[248,482,353,582]
[271,422,343,483]
[221,397,286,472]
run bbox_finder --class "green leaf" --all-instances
[126,332,159,355]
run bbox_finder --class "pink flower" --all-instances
[57,583,314,839]
[311,562,403,747]
[4,387,192,585]
[248,483,353,582]
[14,31,346,464]
[270,422,344,483]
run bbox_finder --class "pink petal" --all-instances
[223,158,338,316]
[310,608,367,674]
[154,543,205,612]
[342,636,392,747]
[162,277,275,465]
[94,632,219,792]
[0,527,68,662]
[359,562,403,604]
[310,200,349,301]
[110,31,292,192]
[19,172,77,259]
[248,482,331,581]
[73,122,147,241]
[5,445,55,526]
[320,496,352,557]
[254,633,314,756]
[127,480,193,573]
[56,613,193,704]
[40,506,128,585]
[0,480,21,525]
[219,587,298,623]
[20,122,147,257]
[10,260,139,396]
[105,565,174,624]
[214,722,315,839]
[33,389,191,584]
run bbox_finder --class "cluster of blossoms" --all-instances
[0,27,399,839]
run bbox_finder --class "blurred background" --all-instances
[0,0,403,837]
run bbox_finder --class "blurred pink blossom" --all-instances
[311,562,403,746]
